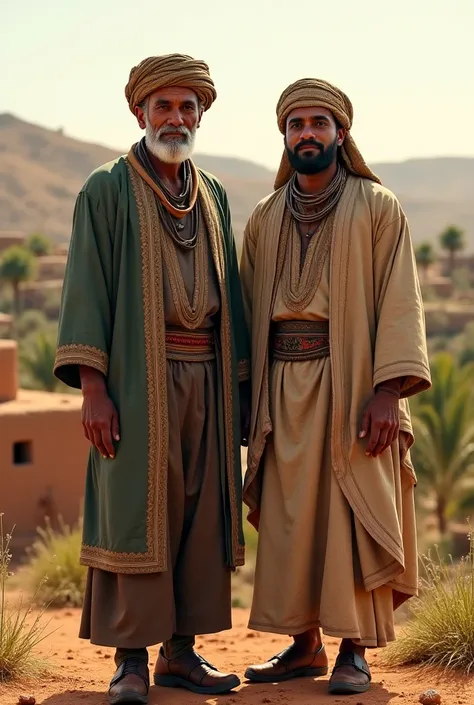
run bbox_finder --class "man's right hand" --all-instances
[79,365,120,459]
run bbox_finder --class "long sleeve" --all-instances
[54,189,114,389]
[372,207,431,398]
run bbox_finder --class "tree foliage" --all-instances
[0,246,36,317]
[27,233,52,257]
[411,352,474,534]
[20,331,60,392]
[439,225,466,273]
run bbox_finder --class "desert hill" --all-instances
[1,113,473,249]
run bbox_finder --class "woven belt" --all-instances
[165,327,215,362]
[272,320,330,361]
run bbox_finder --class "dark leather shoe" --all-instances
[108,657,149,704]
[328,651,371,695]
[153,647,240,694]
[245,643,328,683]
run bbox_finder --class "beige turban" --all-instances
[274,78,380,190]
[125,53,217,113]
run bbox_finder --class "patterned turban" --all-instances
[274,78,380,189]
[125,53,217,114]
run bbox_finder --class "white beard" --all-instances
[145,121,196,164]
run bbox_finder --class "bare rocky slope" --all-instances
[1,113,473,249]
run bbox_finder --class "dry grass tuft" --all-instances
[382,533,474,674]
[0,515,51,682]
[25,518,86,608]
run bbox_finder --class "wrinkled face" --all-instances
[134,86,203,164]
[284,106,345,175]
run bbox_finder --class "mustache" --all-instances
[157,125,191,139]
[294,139,324,153]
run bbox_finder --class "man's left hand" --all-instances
[359,388,400,457]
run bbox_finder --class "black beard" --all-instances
[285,137,338,174]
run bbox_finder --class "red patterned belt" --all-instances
[165,327,215,362]
[272,320,330,361]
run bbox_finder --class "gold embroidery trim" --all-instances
[54,344,108,376]
[199,174,244,566]
[238,359,250,382]
[80,159,169,573]
[281,209,335,313]
[161,211,209,329]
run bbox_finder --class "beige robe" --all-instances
[240,175,431,642]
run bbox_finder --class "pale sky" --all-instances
[2,0,473,170]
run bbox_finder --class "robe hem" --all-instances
[80,621,233,649]
[373,362,431,397]
[54,344,109,388]
[80,549,165,574]
[247,619,394,647]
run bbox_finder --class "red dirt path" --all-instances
[1,608,473,705]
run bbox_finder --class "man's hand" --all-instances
[80,366,120,459]
[359,386,400,458]
[239,380,251,447]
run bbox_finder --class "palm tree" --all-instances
[20,331,60,392]
[411,352,474,535]
[0,246,36,317]
[27,233,52,257]
[415,242,435,283]
[439,225,465,275]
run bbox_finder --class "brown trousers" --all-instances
[79,359,232,649]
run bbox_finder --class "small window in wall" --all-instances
[13,441,32,465]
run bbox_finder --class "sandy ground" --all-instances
[2,608,474,705]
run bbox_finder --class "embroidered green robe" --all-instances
[54,155,249,575]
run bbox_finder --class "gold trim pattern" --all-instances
[161,214,209,329]
[238,359,250,382]
[54,344,108,377]
[199,175,245,566]
[281,209,335,313]
[80,158,169,573]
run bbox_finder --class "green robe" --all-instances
[54,155,249,575]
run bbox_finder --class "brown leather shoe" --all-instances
[245,643,328,683]
[108,657,149,704]
[153,647,240,694]
[328,651,371,695]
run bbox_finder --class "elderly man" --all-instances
[240,79,431,696]
[54,54,249,704]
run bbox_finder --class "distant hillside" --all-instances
[1,113,473,249]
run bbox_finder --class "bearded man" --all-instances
[54,54,249,704]
[240,79,431,696]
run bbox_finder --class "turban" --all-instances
[125,53,217,114]
[274,78,380,190]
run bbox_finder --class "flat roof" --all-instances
[0,389,82,416]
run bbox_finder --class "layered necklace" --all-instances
[155,162,200,251]
[285,165,347,237]
[132,139,200,250]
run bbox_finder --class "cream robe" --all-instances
[240,175,431,617]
